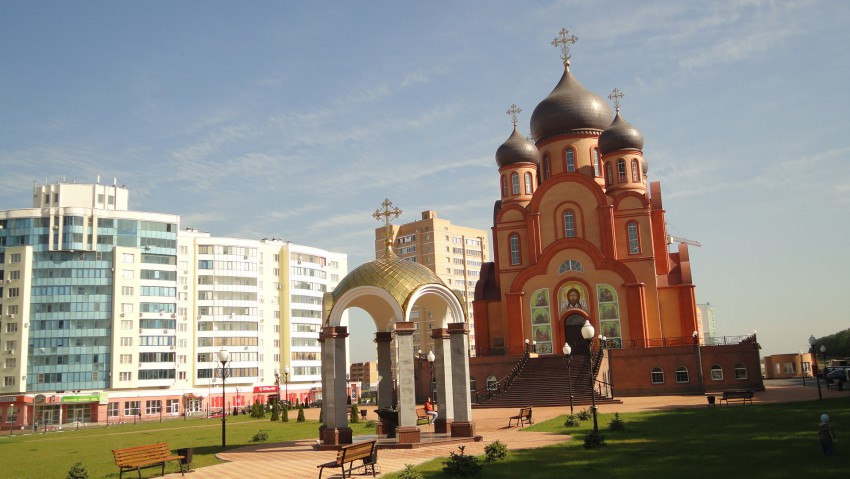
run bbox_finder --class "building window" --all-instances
[124,400,140,416]
[651,367,664,384]
[631,158,640,182]
[501,175,508,197]
[10,253,21,263]
[734,363,748,380]
[509,234,521,265]
[593,148,601,176]
[123,253,134,263]
[617,159,627,182]
[605,163,613,186]
[543,155,551,180]
[4,376,15,387]
[8,288,19,298]
[565,148,576,172]
[710,365,724,381]
[120,372,133,382]
[524,172,533,194]
[511,172,520,195]
[145,400,161,415]
[121,270,133,280]
[627,222,640,254]
[564,211,576,238]
[675,366,689,383]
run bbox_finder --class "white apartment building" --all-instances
[0,181,346,427]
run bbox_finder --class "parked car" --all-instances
[826,368,848,382]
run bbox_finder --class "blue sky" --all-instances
[1,1,848,362]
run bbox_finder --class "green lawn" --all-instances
[384,396,849,479]
[0,414,375,479]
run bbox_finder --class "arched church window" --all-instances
[675,366,690,383]
[605,163,613,186]
[734,363,748,379]
[501,175,508,198]
[565,148,576,173]
[563,210,576,238]
[651,367,664,384]
[593,148,601,176]
[509,234,521,265]
[557,259,584,274]
[524,172,534,194]
[710,364,724,381]
[627,221,640,254]
[511,172,520,195]
[543,155,551,180]
[631,158,640,182]
[617,158,627,182]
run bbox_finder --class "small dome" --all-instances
[496,127,540,168]
[530,68,613,142]
[598,112,644,155]
[331,254,446,311]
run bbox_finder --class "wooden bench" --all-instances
[416,406,430,425]
[112,442,185,479]
[317,440,378,479]
[508,407,533,427]
[720,390,754,406]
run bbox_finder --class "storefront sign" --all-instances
[253,385,278,393]
[61,393,101,403]
[0,396,19,403]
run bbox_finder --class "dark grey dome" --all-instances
[495,127,540,168]
[598,112,644,155]
[530,68,613,142]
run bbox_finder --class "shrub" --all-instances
[297,405,306,422]
[577,408,592,421]
[564,414,581,427]
[608,412,625,431]
[364,419,377,428]
[484,440,508,462]
[251,430,269,442]
[66,462,89,479]
[442,445,481,476]
[398,464,425,479]
[281,405,289,422]
[350,404,360,423]
[583,430,606,449]
[270,402,280,422]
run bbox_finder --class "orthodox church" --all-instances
[472,30,761,396]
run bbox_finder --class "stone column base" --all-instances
[321,427,353,445]
[376,421,388,436]
[396,426,421,444]
[434,418,453,434]
[451,421,475,437]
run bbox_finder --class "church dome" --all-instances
[495,127,540,168]
[332,253,446,311]
[530,68,613,142]
[598,112,644,155]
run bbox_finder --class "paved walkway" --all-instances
[164,380,847,479]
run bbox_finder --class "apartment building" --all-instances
[0,181,345,427]
[374,210,489,355]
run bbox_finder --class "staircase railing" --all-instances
[472,350,529,404]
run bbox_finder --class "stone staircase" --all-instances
[472,355,621,409]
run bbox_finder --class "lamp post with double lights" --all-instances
[562,342,573,414]
[808,335,822,400]
[217,347,230,448]
[580,320,599,434]
[284,366,290,408]
[426,350,436,400]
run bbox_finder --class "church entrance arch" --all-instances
[563,312,590,355]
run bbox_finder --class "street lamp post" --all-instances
[562,342,573,414]
[284,366,290,408]
[808,335,822,400]
[217,347,230,448]
[799,351,806,386]
[580,320,599,435]
[426,350,436,401]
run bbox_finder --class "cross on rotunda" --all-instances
[373,198,402,251]
[506,104,522,127]
[608,88,624,112]
[552,28,578,65]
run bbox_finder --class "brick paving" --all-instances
[164,380,846,479]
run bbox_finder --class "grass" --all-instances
[383,396,850,478]
[0,414,375,479]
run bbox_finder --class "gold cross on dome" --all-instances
[552,28,578,66]
[608,88,624,112]
[373,198,402,253]
[506,104,522,127]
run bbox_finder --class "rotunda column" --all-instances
[448,322,475,437]
[431,327,454,433]
[394,321,421,443]
[319,326,352,445]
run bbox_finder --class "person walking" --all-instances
[424,397,438,425]
[818,414,836,456]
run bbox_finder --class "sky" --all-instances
[1,1,848,363]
